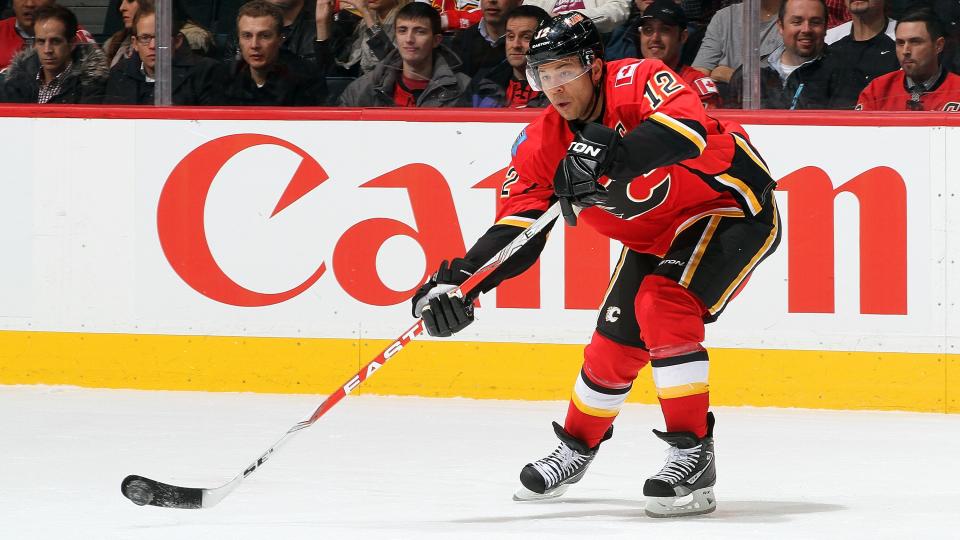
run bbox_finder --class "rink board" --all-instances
[0,107,957,412]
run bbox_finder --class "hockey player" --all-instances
[411,12,780,517]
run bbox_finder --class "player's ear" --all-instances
[935,36,945,55]
[591,58,603,83]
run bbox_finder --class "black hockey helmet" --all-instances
[526,12,604,68]
[525,12,604,91]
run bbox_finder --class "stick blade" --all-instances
[121,474,204,509]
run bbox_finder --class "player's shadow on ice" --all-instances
[451,499,844,524]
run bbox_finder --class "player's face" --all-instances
[505,17,538,70]
[34,17,72,75]
[119,0,139,30]
[14,0,53,32]
[238,15,283,71]
[395,17,441,67]
[134,13,157,72]
[778,0,826,59]
[896,22,944,81]
[639,20,685,69]
[539,57,601,121]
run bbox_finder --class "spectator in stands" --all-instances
[0,4,107,103]
[103,5,223,105]
[825,0,894,44]
[338,2,471,105]
[692,0,783,84]
[109,1,216,62]
[227,0,318,61]
[728,0,831,108]
[521,0,630,33]
[823,0,898,107]
[467,4,549,106]
[605,0,653,60]
[103,0,138,67]
[0,0,93,71]
[857,8,960,110]
[315,0,409,76]
[450,0,521,77]
[637,0,720,106]
[223,0,326,105]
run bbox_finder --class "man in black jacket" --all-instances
[224,0,327,106]
[224,0,318,62]
[222,0,326,105]
[103,6,222,105]
[728,0,832,108]
[823,0,899,108]
[1,4,108,103]
[450,0,521,77]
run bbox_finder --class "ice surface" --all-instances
[3,385,959,539]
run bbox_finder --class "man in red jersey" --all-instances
[411,12,779,517]
[856,8,960,111]
[638,0,719,108]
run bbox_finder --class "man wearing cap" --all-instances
[638,0,719,107]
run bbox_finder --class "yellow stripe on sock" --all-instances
[657,382,710,399]
[571,391,621,418]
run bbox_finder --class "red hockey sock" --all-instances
[563,399,618,448]
[658,392,710,437]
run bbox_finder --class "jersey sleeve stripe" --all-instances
[715,173,763,215]
[732,133,771,176]
[649,112,707,154]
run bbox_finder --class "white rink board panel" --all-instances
[0,117,953,354]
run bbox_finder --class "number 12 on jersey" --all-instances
[643,71,684,110]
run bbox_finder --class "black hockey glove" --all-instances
[553,122,620,226]
[411,258,479,337]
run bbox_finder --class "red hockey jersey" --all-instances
[856,69,960,111]
[498,59,763,257]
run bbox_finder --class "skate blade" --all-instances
[512,484,569,501]
[644,487,716,518]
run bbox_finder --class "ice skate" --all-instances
[513,422,613,501]
[643,412,717,517]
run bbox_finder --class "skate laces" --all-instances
[651,444,701,484]
[532,442,590,488]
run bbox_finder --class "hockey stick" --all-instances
[121,201,562,509]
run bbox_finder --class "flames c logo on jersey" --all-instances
[597,173,671,220]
